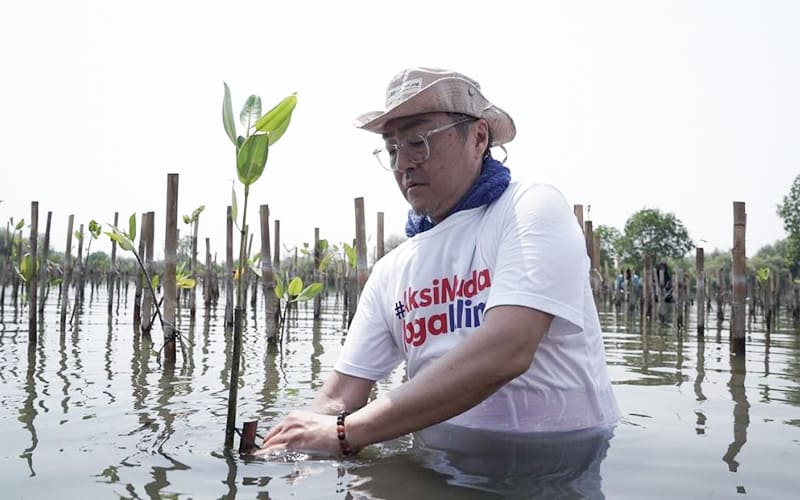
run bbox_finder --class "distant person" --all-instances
[257,67,620,459]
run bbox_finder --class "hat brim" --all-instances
[354,81,516,147]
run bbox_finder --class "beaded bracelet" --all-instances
[336,410,354,457]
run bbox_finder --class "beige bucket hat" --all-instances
[354,67,516,146]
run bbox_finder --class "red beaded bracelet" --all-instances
[336,410,354,457]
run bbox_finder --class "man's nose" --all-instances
[393,150,418,172]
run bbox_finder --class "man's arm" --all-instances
[311,371,375,415]
[345,305,551,447]
[257,304,551,456]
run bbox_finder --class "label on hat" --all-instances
[386,78,422,108]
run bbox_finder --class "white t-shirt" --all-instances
[334,181,620,432]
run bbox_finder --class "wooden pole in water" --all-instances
[108,212,118,315]
[313,227,321,319]
[142,212,155,336]
[225,206,234,326]
[60,214,74,329]
[573,204,584,232]
[584,221,597,297]
[204,237,212,307]
[731,202,746,355]
[189,212,199,317]
[377,212,385,260]
[28,202,38,344]
[354,197,368,293]
[259,205,277,343]
[134,213,146,330]
[696,248,705,336]
[38,211,52,314]
[163,174,179,364]
[643,254,652,321]
[273,220,280,269]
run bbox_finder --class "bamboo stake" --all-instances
[163,173,179,364]
[354,198,368,293]
[273,220,280,269]
[204,237,212,307]
[59,214,74,330]
[133,213,146,329]
[259,205,277,343]
[108,212,118,315]
[225,206,234,326]
[313,227,321,319]
[643,254,652,322]
[377,212,385,260]
[696,248,705,336]
[37,211,51,314]
[28,201,38,344]
[142,211,155,336]
[731,201,746,355]
[573,204,584,232]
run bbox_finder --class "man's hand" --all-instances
[253,410,342,457]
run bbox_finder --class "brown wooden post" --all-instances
[203,237,213,307]
[696,248,705,336]
[273,220,281,269]
[133,213,146,330]
[75,223,85,305]
[584,221,598,297]
[313,227,322,319]
[164,173,179,364]
[675,268,685,330]
[225,206,234,326]
[38,211,52,314]
[108,212,118,315]
[377,212,385,260]
[731,201,746,355]
[573,204,584,232]
[259,205,277,343]
[239,420,258,454]
[28,201,38,344]
[643,254,653,322]
[189,212,200,317]
[60,214,74,330]
[354,197,368,293]
[141,211,155,336]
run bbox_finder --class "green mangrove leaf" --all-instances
[151,274,160,290]
[255,93,297,146]
[177,276,196,289]
[236,133,270,186]
[222,82,237,147]
[296,282,323,302]
[274,274,284,298]
[343,243,357,269]
[240,94,262,131]
[14,219,24,231]
[192,205,205,219]
[74,230,83,241]
[288,276,303,297]
[231,186,238,225]
[128,213,137,241]
[88,220,101,238]
[17,253,35,283]
[105,229,135,252]
[756,267,770,283]
[183,215,191,225]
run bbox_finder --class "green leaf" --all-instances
[236,133,270,186]
[274,275,284,298]
[88,220,102,238]
[192,205,205,219]
[287,276,303,297]
[177,276,196,289]
[222,82,237,147]
[240,94,262,131]
[231,186,238,225]
[255,93,297,146]
[319,253,332,272]
[151,274,160,290]
[297,282,323,301]
[128,213,137,241]
[74,230,83,241]
[17,253,35,283]
[183,215,191,225]
[105,230,135,252]
[14,219,24,231]
[343,243,357,269]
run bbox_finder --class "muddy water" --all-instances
[1,288,798,499]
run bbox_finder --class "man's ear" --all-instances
[473,119,490,159]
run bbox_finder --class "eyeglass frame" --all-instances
[371,116,477,171]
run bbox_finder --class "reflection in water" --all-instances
[405,423,613,498]
[722,354,749,472]
[20,344,39,477]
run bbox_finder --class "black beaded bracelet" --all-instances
[336,410,354,457]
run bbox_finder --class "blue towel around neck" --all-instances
[405,156,511,237]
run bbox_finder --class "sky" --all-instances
[1,0,798,265]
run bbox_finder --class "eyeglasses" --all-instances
[372,117,476,171]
